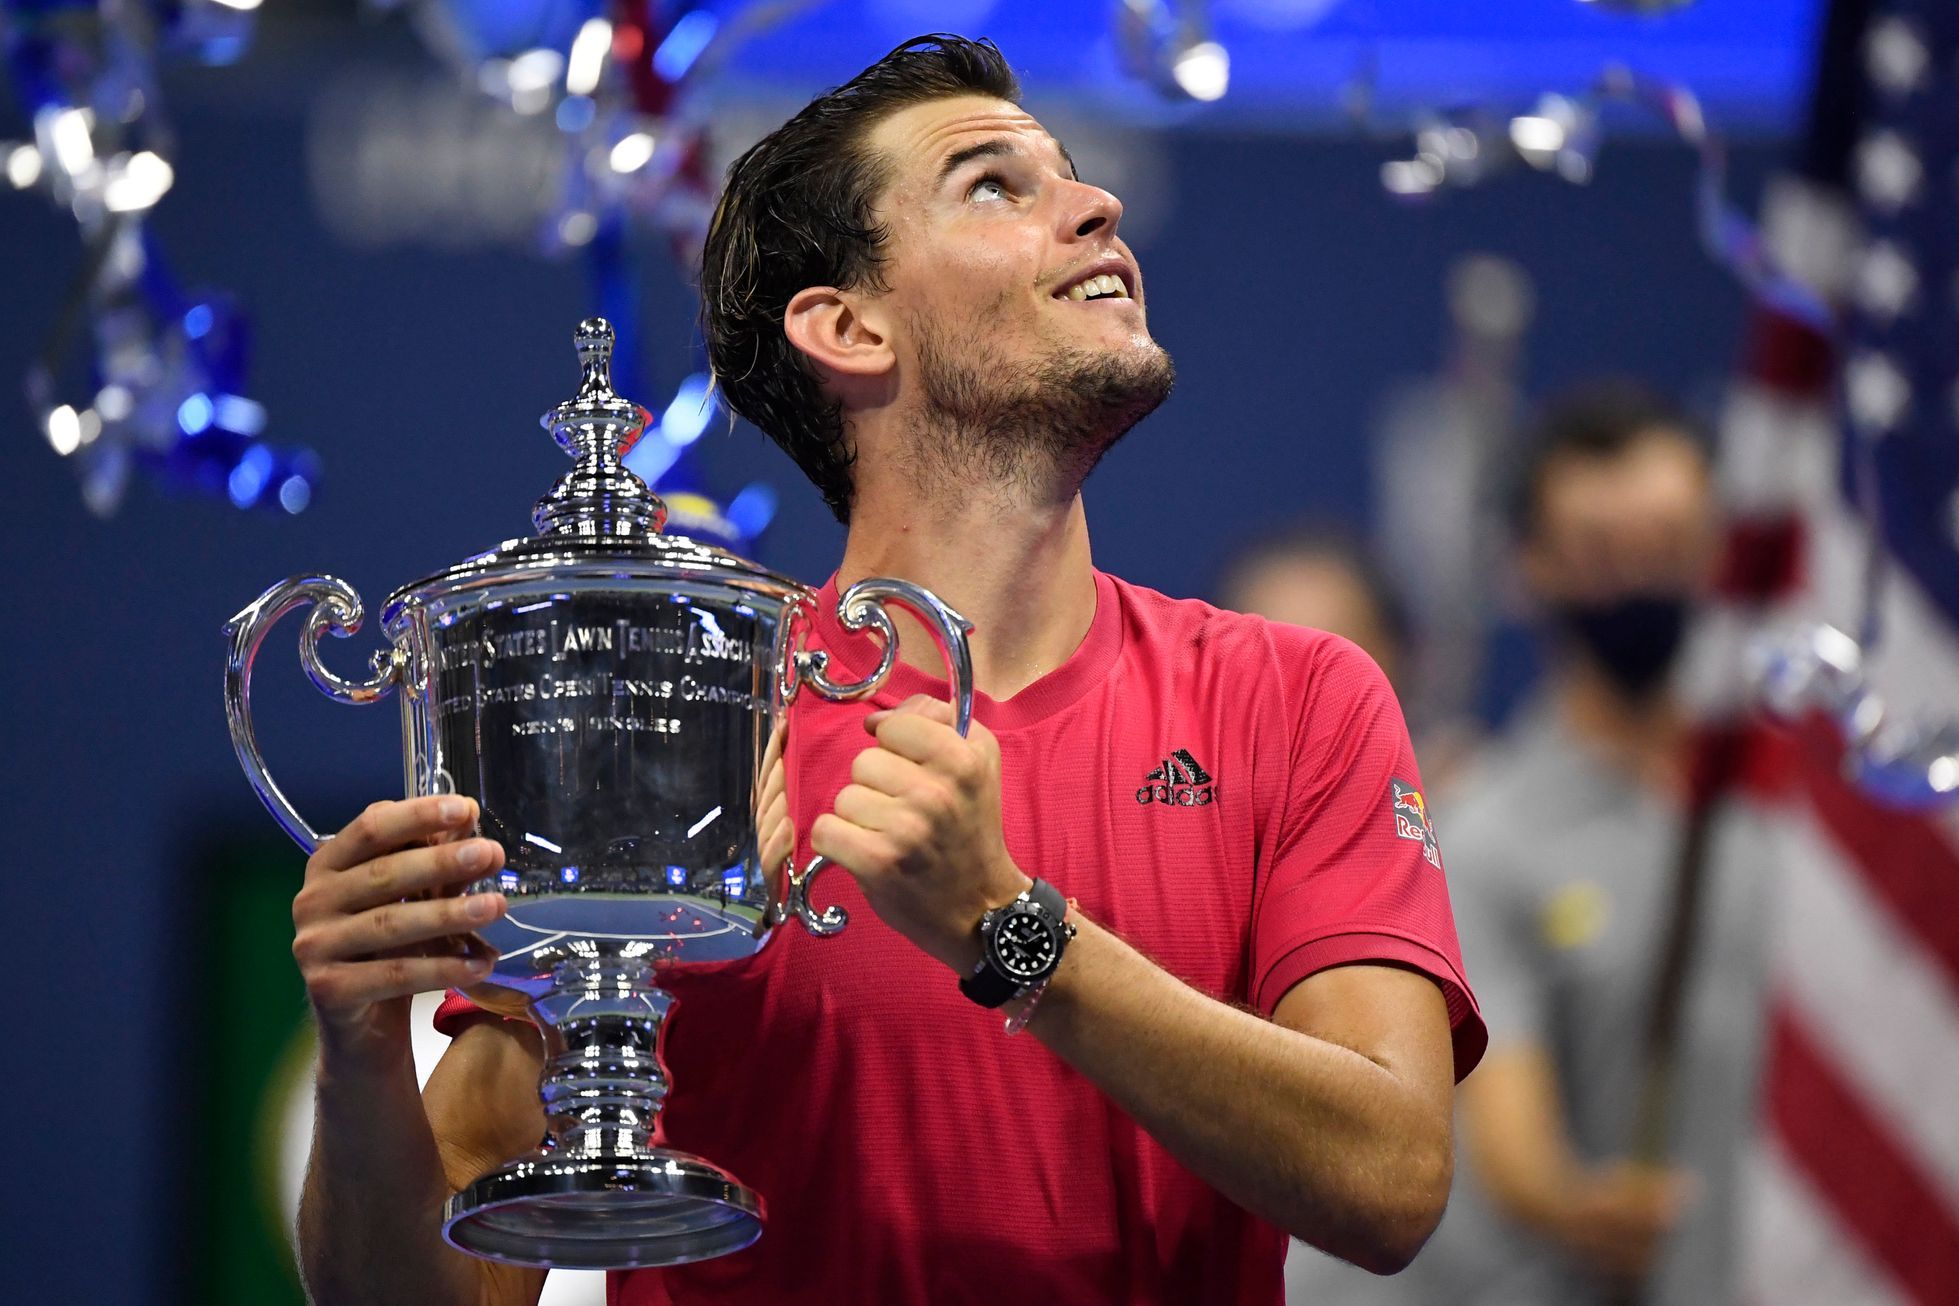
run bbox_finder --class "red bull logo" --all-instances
[1391,779,1442,869]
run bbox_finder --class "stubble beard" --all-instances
[905,308,1176,503]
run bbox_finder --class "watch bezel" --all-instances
[984,902,1064,982]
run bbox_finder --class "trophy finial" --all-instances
[573,317,619,405]
[533,317,668,538]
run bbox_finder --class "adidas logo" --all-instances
[1136,748,1217,807]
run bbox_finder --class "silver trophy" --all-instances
[223,318,973,1269]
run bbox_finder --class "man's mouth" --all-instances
[1052,265,1135,303]
[1056,274,1130,302]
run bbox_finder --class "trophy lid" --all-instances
[379,318,806,625]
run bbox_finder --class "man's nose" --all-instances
[1063,181,1124,241]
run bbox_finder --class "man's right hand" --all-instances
[1461,1046,1697,1284]
[291,796,508,1066]
[1546,1160,1695,1281]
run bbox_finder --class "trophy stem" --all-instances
[533,957,671,1159]
[442,955,765,1269]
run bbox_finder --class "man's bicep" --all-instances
[426,1015,546,1185]
[1271,962,1456,1115]
[423,1016,551,1306]
[413,1018,552,1306]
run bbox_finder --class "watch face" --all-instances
[989,908,1058,981]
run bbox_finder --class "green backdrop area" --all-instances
[175,833,315,1306]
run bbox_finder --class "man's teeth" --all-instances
[1064,273,1129,302]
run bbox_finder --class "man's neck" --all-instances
[1553,664,1687,795]
[836,474,1098,703]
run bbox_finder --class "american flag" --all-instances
[1707,0,1959,1300]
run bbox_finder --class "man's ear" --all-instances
[784,286,893,381]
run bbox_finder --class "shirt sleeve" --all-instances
[433,988,490,1036]
[1250,633,1487,1081]
[1442,803,1552,1053]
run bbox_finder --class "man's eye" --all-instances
[968,175,1009,203]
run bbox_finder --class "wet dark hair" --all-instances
[700,35,1020,523]
[1507,379,1707,540]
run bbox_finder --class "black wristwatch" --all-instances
[959,878,1075,1009]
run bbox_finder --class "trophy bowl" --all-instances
[223,319,972,1270]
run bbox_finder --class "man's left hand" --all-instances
[810,694,1029,973]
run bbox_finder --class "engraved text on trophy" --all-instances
[426,595,772,895]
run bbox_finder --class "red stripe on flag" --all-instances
[1741,306,1837,397]
[1792,715,1959,998]
[1713,517,1806,602]
[1683,720,1800,809]
[1765,1000,1959,1304]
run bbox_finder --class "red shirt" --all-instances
[439,570,1483,1304]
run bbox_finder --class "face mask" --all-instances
[1552,595,1690,699]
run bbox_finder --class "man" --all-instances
[286,36,1483,1305]
[1401,382,1782,1305]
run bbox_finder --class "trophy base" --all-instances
[442,1148,764,1269]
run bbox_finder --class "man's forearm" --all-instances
[298,1047,482,1306]
[1027,916,1452,1272]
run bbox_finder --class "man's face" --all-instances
[855,95,1172,475]
[1520,430,1718,606]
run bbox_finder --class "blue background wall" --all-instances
[0,15,1783,1300]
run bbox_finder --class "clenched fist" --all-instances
[810,695,1029,973]
[290,796,508,1065]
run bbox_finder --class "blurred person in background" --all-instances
[1284,381,1783,1306]
[1387,380,1782,1306]
[1215,529,1411,694]
[1217,528,1488,802]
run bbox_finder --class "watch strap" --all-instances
[958,953,1022,1009]
[1023,876,1067,921]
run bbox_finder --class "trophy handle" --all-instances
[784,855,848,936]
[224,575,406,854]
[781,578,978,936]
[792,578,976,733]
